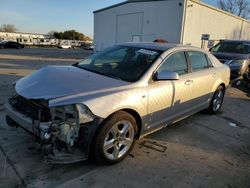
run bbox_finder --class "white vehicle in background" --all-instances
[58,44,72,49]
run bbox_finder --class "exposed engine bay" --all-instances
[6,95,100,164]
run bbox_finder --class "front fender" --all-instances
[49,87,148,120]
[83,89,148,119]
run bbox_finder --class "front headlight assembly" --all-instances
[50,104,95,124]
[76,104,95,124]
[46,104,95,146]
[225,59,247,66]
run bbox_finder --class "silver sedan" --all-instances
[5,43,230,164]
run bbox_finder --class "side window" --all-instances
[187,51,209,72]
[157,52,188,76]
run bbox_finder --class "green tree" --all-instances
[48,30,57,36]
[0,24,18,32]
[53,30,92,41]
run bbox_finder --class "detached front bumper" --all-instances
[4,101,102,164]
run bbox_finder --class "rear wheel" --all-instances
[92,111,137,165]
[207,85,225,114]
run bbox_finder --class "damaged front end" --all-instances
[5,95,102,164]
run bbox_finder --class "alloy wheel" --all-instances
[212,89,224,112]
[103,120,134,160]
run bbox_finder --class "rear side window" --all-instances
[158,52,188,75]
[187,51,209,72]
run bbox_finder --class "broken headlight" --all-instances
[46,104,95,146]
[225,59,246,67]
[50,104,94,124]
[75,104,95,124]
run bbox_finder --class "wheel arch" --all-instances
[219,83,226,91]
[98,108,143,139]
[121,108,142,139]
[212,79,227,93]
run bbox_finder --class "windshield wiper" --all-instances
[98,72,123,80]
[73,63,91,72]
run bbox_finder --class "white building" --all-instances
[0,31,52,45]
[94,0,250,51]
[0,31,90,47]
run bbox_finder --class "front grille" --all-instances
[9,95,51,122]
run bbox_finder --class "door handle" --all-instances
[184,79,193,85]
[213,73,217,77]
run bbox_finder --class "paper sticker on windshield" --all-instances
[138,49,157,56]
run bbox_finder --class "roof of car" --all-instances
[119,42,185,51]
[221,40,250,43]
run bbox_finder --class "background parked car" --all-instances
[85,44,94,50]
[57,44,72,49]
[210,40,250,80]
[243,64,250,89]
[0,41,24,49]
[81,43,94,50]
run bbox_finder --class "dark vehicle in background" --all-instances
[0,41,24,49]
[210,40,250,80]
[81,43,94,50]
[243,64,250,89]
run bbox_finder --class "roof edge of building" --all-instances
[0,31,50,36]
[93,0,250,24]
[189,0,250,24]
[93,0,167,13]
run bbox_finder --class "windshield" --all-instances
[211,42,250,54]
[75,45,162,82]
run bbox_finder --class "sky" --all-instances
[0,0,218,37]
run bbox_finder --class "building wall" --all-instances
[183,0,250,48]
[94,0,185,51]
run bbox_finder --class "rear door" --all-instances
[186,51,217,109]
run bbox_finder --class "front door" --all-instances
[147,51,194,129]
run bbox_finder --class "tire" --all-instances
[92,111,138,165]
[207,85,225,114]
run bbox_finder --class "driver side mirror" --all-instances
[154,71,179,81]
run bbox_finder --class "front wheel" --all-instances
[207,85,225,114]
[92,111,137,165]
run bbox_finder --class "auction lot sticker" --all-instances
[138,49,158,56]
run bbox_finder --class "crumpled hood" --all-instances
[15,65,129,100]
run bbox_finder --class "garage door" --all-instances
[116,12,143,43]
